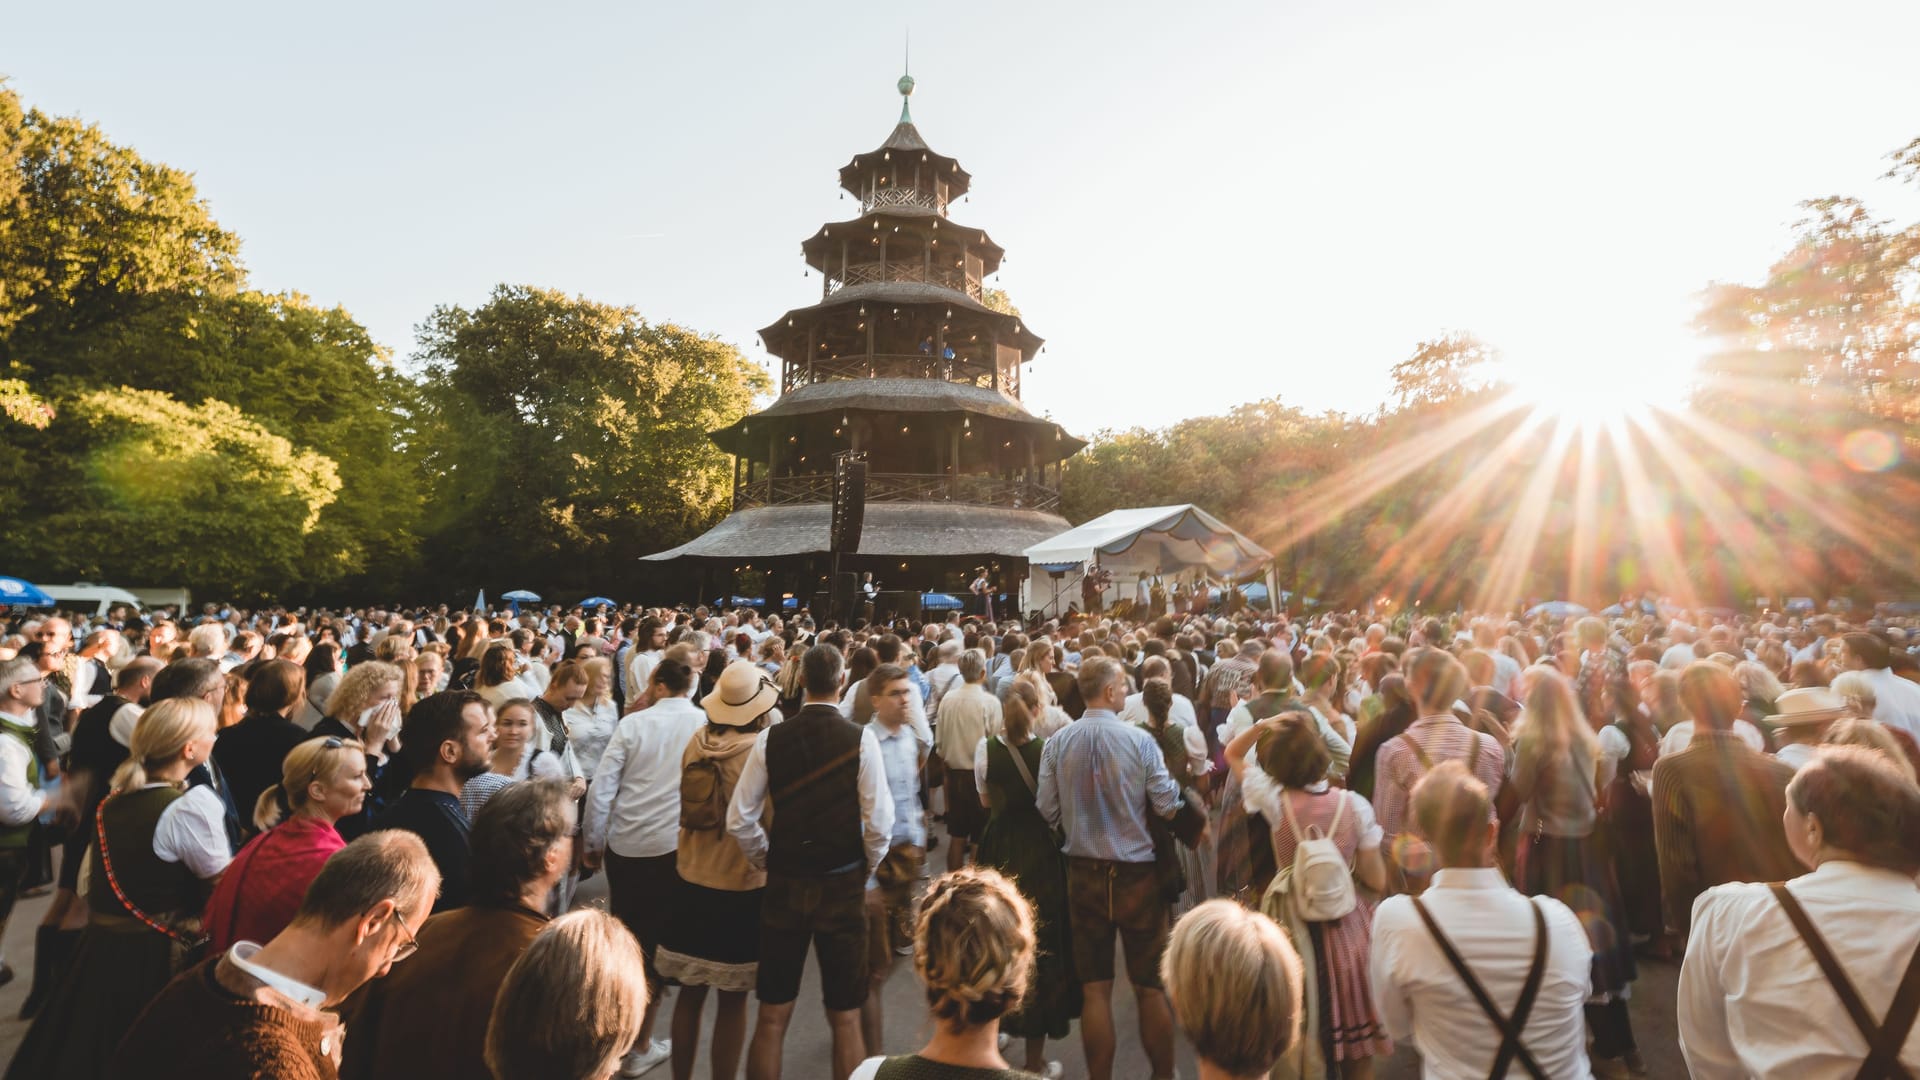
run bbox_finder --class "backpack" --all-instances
[679,756,727,831]
[1277,790,1356,923]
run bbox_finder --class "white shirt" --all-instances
[1371,867,1594,1080]
[1491,652,1522,697]
[838,682,932,746]
[228,942,327,1008]
[520,658,552,694]
[1680,861,1920,1078]
[1661,643,1699,670]
[1660,718,1766,757]
[625,649,662,702]
[584,696,708,859]
[1773,741,1819,771]
[726,710,895,875]
[0,711,47,826]
[1859,667,1920,744]
[935,683,1002,771]
[924,663,962,714]
[564,699,621,780]
[151,783,235,879]
[1218,699,1354,780]
[109,702,144,748]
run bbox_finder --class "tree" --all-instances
[0,385,340,599]
[411,285,769,594]
[0,84,241,346]
[1388,332,1499,411]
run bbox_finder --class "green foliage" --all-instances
[982,288,1021,317]
[0,379,51,428]
[410,285,769,594]
[1,385,339,598]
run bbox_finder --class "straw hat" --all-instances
[701,660,779,727]
[1772,686,1849,727]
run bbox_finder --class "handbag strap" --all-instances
[1770,883,1920,1079]
[1001,737,1039,795]
[94,792,202,947]
[1409,894,1550,1080]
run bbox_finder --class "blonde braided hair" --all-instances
[912,867,1036,1030]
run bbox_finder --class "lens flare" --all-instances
[1840,429,1900,473]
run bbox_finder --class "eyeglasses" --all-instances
[387,905,421,962]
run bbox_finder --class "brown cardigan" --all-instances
[1651,729,1801,935]
[110,954,342,1080]
[338,901,548,1080]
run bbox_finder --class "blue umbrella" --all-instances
[501,590,541,602]
[921,593,964,611]
[1600,603,1627,617]
[1525,601,1590,619]
[0,577,54,608]
[578,596,617,609]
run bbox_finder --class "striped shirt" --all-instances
[1372,714,1505,841]
[1035,708,1179,864]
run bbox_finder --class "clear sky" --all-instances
[8,0,1919,437]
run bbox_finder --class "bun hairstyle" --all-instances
[111,697,217,793]
[913,867,1036,1031]
[255,735,366,830]
[650,657,695,697]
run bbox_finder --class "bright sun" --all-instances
[1490,351,1695,428]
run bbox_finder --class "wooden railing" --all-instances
[827,261,982,301]
[735,472,1060,513]
[785,353,1000,391]
[862,186,947,214]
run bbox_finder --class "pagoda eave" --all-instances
[758,281,1041,357]
[641,502,1068,562]
[709,378,1086,457]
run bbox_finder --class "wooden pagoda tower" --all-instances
[645,73,1082,616]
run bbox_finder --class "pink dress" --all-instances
[1243,770,1394,1064]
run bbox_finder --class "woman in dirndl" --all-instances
[8,698,231,1080]
[1224,712,1392,1079]
[1508,669,1642,1077]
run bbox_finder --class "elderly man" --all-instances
[111,832,440,1080]
[1679,747,1920,1076]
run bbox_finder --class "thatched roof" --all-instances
[709,379,1086,457]
[641,502,1070,561]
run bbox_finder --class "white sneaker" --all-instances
[1034,1061,1064,1079]
[619,1039,672,1077]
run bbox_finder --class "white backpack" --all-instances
[1278,791,1356,923]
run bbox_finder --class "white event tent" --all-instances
[1020,504,1276,619]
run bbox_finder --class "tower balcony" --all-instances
[862,185,948,215]
[827,260,981,302]
[783,352,1017,395]
[734,472,1060,514]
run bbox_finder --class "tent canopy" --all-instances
[1022,505,1272,578]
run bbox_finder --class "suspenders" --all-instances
[1770,883,1920,1079]
[1409,895,1550,1079]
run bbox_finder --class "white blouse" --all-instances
[150,784,234,879]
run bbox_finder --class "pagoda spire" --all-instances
[898,35,915,124]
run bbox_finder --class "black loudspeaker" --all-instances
[832,454,867,553]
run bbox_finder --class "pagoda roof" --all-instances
[758,281,1041,358]
[802,213,1004,276]
[709,378,1086,457]
[839,122,973,199]
[641,502,1068,561]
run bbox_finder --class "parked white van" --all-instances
[42,583,144,619]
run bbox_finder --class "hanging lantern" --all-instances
[963,417,970,429]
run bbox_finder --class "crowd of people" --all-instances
[0,594,1918,1078]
